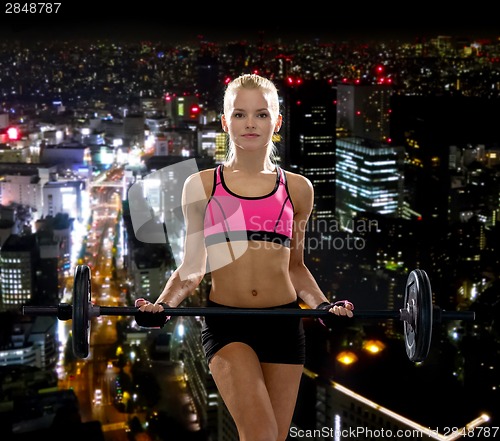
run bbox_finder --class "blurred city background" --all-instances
[0,12,499,441]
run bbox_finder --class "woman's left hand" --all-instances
[316,300,354,318]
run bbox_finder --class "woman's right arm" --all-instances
[138,171,209,311]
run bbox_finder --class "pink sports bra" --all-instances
[203,165,295,248]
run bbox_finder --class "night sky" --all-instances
[2,3,499,44]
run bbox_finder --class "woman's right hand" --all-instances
[135,298,166,312]
[134,298,171,328]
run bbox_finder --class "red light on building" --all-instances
[286,77,303,86]
[190,105,201,118]
[377,77,392,85]
[7,127,20,140]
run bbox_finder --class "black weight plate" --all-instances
[404,269,433,362]
[72,264,92,359]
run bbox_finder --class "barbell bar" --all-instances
[22,265,475,362]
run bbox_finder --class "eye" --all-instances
[258,112,269,118]
[233,112,244,118]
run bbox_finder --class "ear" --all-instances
[221,114,228,132]
[274,114,283,132]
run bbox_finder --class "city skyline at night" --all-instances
[0,13,499,440]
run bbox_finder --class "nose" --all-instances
[246,117,256,129]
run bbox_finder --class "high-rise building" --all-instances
[43,180,86,221]
[390,95,500,225]
[281,79,337,220]
[0,173,44,215]
[198,122,224,161]
[0,315,58,369]
[334,83,404,225]
[0,234,39,309]
[336,83,393,142]
[335,137,404,225]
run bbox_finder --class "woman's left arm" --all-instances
[287,174,330,308]
[288,174,353,317]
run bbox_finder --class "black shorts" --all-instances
[201,299,306,365]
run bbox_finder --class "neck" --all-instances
[228,147,274,173]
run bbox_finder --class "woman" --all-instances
[136,73,354,441]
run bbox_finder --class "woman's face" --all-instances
[222,88,281,154]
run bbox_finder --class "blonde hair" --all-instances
[223,74,281,169]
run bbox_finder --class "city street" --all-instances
[56,171,201,440]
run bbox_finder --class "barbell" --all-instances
[22,265,475,362]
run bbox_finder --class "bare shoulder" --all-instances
[283,169,313,198]
[282,169,313,216]
[183,168,216,202]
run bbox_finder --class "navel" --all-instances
[251,289,258,297]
